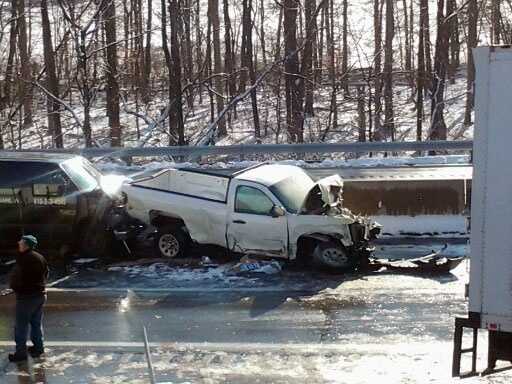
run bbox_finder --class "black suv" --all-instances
[0,152,122,259]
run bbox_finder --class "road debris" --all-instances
[227,256,283,275]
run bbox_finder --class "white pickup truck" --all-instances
[121,164,380,270]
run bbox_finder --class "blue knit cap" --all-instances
[21,235,38,249]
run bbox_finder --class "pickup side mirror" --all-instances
[270,205,285,218]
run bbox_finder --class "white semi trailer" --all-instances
[453,46,512,376]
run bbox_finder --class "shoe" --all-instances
[8,353,27,362]
[28,346,45,358]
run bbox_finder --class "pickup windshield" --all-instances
[268,170,315,214]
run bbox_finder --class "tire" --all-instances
[312,241,356,271]
[154,226,188,259]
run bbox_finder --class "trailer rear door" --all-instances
[469,46,512,332]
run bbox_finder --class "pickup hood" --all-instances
[299,175,344,215]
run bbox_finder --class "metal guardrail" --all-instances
[7,140,473,159]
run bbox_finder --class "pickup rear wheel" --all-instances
[154,226,188,259]
[312,241,355,271]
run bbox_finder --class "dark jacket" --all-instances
[9,250,49,296]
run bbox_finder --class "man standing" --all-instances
[8,235,49,362]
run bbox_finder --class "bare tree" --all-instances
[284,0,303,142]
[240,0,261,138]
[259,0,267,66]
[416,0,428,141]
[104,0,121,146]
[183,0,194,109]
[57,0,110,147]
[326,0,337,136]
[373,0,383,140]
[464,0,477,126]
[17,0,33,128]
[41,0,63,147]
[429,0,449,144]
[383,0,394,140]
[223,0,236,106]
[341,0,349,95]
[141,0,152,103]
[195,0,204,105]
[208,0,227,137]
[303,0,316,117]
[447,0,460,82]
[491,0,502,43]
[165,0,185,144]
[0,0,19,148]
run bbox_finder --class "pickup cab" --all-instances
[0,152,124,259]
[122,164,380,270]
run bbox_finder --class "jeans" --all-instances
[14,294,46,356]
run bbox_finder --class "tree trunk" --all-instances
[284,0,303,142]
[429,0,449,143]
[464,0,477,125]
[316,4,325,83]
[327,0,337,135]
[223,0,236,102]
[423,0,433,87]
[239,0,261,138]
[196,0,203,104]
[341,0,349,95]
[142,0,152,103]
[416,0,427,141]
[260,0,267,66]
[403,0,411,73]
[383,0,394,140]
[447,0,460,82]
[3,0,18,113]
[491,0,502,44]
[357,86,366,142]
[184,0,194,109]
[303,0,316,117]
[274,5,283,140]
[105,0,121,147]
[208,0,226,137]
[239,0,251,93]
[373,0,383,140]
[169,0,185,145]
[16,0,33,127]
[41,0,63,148]
[123,0,130,87]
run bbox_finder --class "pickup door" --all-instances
[226,180,288,258]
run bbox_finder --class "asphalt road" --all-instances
[0,240,510,383]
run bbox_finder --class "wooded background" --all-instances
[0,0,508,150]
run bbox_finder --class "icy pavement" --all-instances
[0,240,510,382]
[34,240,468,291]
[1,338,511,384]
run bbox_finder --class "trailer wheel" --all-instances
[154,226,188,259]
[312,241,356,271]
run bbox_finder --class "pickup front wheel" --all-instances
[154,226,188,259]
[312,241,356,271]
